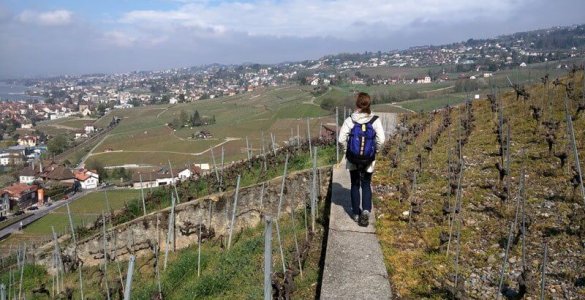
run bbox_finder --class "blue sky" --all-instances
[1,0,584,78]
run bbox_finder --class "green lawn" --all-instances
[0,189,141,251]
[56,189,141,215]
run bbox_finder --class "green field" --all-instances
[0,189,141,252]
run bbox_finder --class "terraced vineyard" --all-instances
[374,69,585,298]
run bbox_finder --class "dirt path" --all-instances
[302,96,320,106]
[422,85,455,93]
[156,106,172,119]
[77,133,110,168]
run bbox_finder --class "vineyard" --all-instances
[374,68,585,298]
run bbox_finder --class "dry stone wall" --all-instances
[37,167,332,270]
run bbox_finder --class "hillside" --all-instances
[77,86,334,168]
[374,68,585,298]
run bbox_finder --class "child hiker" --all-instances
[338,92,385,226]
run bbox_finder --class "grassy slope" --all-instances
[373,71,585,298]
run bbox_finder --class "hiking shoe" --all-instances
[358,210,370,227]
[352,214,359,223]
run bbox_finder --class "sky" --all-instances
[0,0,584,79]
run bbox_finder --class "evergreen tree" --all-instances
[179,110,189,126]
[192,110,202,126]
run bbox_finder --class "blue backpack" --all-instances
[346,116,378,170]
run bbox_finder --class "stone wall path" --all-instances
[320,112,396,299]
[320,161,392,299]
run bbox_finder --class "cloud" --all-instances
[2,0,585,78]
[17,10,73,26]
[118,0,526,39]
[102,31,137,47]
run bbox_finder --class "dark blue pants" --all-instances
[349,170,372,215]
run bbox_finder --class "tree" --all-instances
[191,110,202,127]
[0,174,16,187]
[111,167,131,181]
[47,134,68,155]
[97,103,107,116]
[86,159,106,180]
[171,118,182,129]
[320,97,339,112]
[129,98,141,107]
[179,110,189,126]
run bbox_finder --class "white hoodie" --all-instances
[338,112,386,173]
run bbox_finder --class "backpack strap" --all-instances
[367,115,379,124]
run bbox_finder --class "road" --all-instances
[0,190,92,241]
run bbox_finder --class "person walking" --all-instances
[338,92,385,226]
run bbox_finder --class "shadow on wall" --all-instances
[331,182,352,219]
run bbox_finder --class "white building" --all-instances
[74,169,99,190]
[0,152,23,166]
[19,167,36,184]
[84,124,96,134]
[17,136,38,147]
[177,168,193,181]
[132,171,178,189]
[418,76,431,84]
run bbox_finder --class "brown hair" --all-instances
[356,92,371,114]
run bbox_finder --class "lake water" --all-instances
[0,82,44,101]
